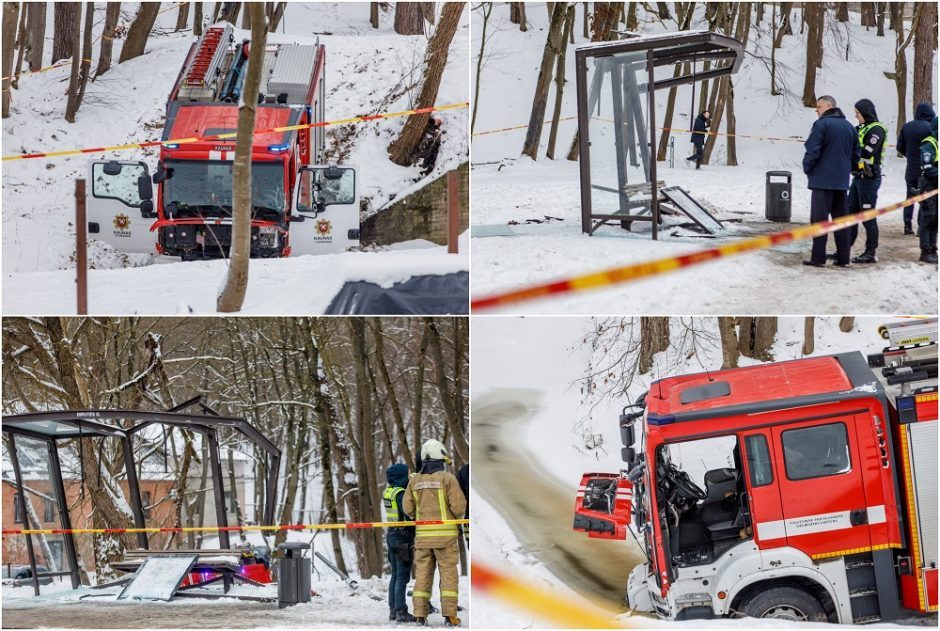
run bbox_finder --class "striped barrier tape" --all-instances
[471,562,626,628]
[1,59,95,84]
[471,189,938,311]
[2,101,470,162]
[2,518,469,537]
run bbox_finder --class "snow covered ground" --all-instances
[470,316,934,628]
[1,2,469,313]
[470,5,938,314]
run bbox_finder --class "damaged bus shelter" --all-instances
[576,30,744,238]
[2,401,280,596]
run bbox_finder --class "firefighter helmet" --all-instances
[421,439,450,463]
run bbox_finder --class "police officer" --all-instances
[917,117,938,264]
[846,99,887,264]
[403,439,467,627]
[384,463,416,623]
[802,95,860,267]
[897,102,936,234]
[686,110,710,169]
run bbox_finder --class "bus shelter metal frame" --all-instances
[2,404,281,596]
[575,30,744,239]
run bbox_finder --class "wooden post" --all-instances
[75,179,88,314]
[447,170,459,254]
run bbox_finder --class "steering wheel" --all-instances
[673,468,707,501]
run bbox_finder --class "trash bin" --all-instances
[765,171,792,222]
[277,542,311,608]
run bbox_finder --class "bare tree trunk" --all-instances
[25,2,45,71]
[65,2,93,122]
[217,4,266,312]
[241,4,251,29]
[119,2,161,63]
[774,1,792,48]
[394,2,423,34]
[267,1,286,32]
[839,317,856,333]
[638,317,670,374]
[836,2,848,22]
[12,5,27,89]
[388,2,463,166]
[802,2,822,107]
[370,2,379,28]
[657,3,695,160]
[218,2,240,24]
[860,2,874,27]
[176,1,191,31]
[471,2,493,133]
[52,2,77,62]
[510,2,527,31]
[626,1,638,29]
[520,2,567,160]
[64,3,82,123]
[655,1,670,19]
[718,317,739,369]
[876,2,885,36]
[770,2,779,94]
[94,2,121,79]
[582,2,589,37]
[738,317,777,361]
[194,1,203,36]
[1,3,17,118]
[894,3,915,137]
[802,317,815,355]
[546,4,575,160]
[912,2,936,111]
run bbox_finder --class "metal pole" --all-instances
[447,170,459,254]
[648,50,659,241]
[47,439,80,588]
[575,52,593,235]
[122,434,149,550]
[75,179,88,315]
[206,430,232,591]
[8,434,41,596]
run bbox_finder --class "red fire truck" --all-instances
[86,22,359,260]
[574,324,938,623]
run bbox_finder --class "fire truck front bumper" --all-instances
[627,563,657,615]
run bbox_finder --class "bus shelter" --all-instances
[575,30,744,238]
[2,403,280,595]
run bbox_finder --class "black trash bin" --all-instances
[277,542,311,608]
[765,171,792,222]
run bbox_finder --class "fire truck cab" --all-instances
[86,23,359,260]
[574,332,937,624]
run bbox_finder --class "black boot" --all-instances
[396,610,417,623]
[390,610,398,622]
[904,221,914,235]
[852,249,877,264]
[921,250,939,264]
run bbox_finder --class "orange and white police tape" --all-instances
[1,101,469,162]
[2,518,468,537]
[472,561,627,628]
[1,59,95,84]
[471,189,938,311]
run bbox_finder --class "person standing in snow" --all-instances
[686,110,710,169]
[916,116,938,264]
[457,464,469,544]
[417,117,444,176]
[403,439,466,627]
[846,99,888,264]
[897,102,936,235]
[802,95,860,268]
[384,463,417,623]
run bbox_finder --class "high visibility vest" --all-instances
[412,483,458,539]
[383,486,404,522]
[858,121,888,166]
[924,136,938,165]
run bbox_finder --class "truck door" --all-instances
[740,431,787,549]
[86,160,156,254]
[291,165,360,256]
[770,416,872,557]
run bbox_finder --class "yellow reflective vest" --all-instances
[403,469,467,549]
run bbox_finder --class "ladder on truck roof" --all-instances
[181,23,233,97]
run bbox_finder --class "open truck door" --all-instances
[86,160,157,254]
[291,165,360,255]
[573,472,633,539]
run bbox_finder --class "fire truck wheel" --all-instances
[738,586,827,622]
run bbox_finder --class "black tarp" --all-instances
[325,271,469,315]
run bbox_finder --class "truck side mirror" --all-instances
[137,174,153,201]
[152,167,173,184]
[103,161,123,176]
[622,447,636,467]
[140,200,155,218]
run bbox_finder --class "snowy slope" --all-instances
[470,315,925,628]
[470,4,938,314]
[1,2,468,311]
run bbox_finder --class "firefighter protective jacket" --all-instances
[403,469,467,549]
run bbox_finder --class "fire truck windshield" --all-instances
[162,160,285,219]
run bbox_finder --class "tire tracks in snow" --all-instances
[472,388,645,612]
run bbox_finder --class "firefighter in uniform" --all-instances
[917,116,938,264]
[384,463,416,623]
[847,99,888,264]
[403,439,467,627]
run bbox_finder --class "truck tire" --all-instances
[738,586,827,622]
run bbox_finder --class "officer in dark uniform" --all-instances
[897,102,936,234]
[846,99,887,264]
[686,110,710,169]
[917,117,938,264]
[383,463,416,623]
[802,95,860,267]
